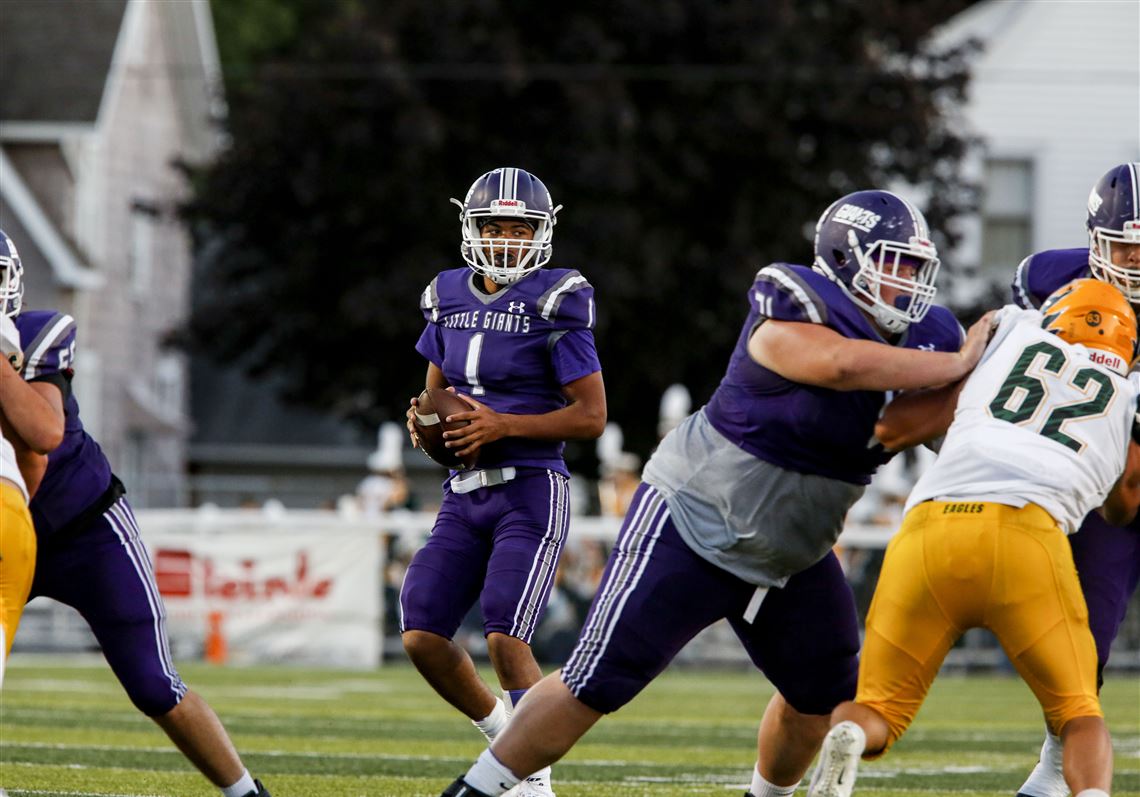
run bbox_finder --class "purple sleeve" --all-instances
[414,324,444,368]
[752,265,828,324]
[1011,255,1040,308]
[919,306,966,353]
[22,313,77,381]
[539,272,596,331]
[550,328,601,386]
[419,276,441,323]
[942,320,966,352]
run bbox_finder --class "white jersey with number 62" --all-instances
[905,305,1137,534]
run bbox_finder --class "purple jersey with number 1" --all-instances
[416,267,601,476]
[403,266,600,645]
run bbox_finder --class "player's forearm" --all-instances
[819,341,974,392]
[750,320,975,392]
[0,368,64,453]
[15,447,47,496]
[875,380,964,451]
[1103,440,1140,526]
[503,401,606,442]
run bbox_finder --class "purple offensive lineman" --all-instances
[1009,162,1140,797]
[439,190,997,797]
[0,229,270,797]
[402,168,606,797]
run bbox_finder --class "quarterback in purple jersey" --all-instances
[403,168,606,797]
[0,230,270,797]
[439,190,997,797]
[1009,162,1140,797]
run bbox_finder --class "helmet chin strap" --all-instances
[870,305,908,335]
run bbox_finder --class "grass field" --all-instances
[1,655,1137,797]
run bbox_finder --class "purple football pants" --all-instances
[29,495,187,716]
[1071,510,1140,686]
[561,483,859,715]
[400,469,570,643]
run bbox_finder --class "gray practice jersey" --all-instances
[642,409,864,587]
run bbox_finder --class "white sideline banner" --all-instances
[139,511,382,667]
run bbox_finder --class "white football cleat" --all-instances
[807,721,866,797]
[1015,731,1068,797]
[512,766,555,797]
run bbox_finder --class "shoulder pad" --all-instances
[536,270,595,328]
[420,276,441,323]
[19,311,77,380]
[918,305,966,351]
[752,263,829,324]
[1011,249,1090,309]
[1011,254,1037,309]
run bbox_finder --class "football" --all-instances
[412,388,479,470]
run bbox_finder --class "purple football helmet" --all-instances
[0,229,24,318]
[812,190,940,334]
[1087,162,1140,302]
[451,168,561,285]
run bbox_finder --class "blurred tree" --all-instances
[185,0,980,460]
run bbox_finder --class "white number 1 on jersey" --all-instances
[465,333,486,396]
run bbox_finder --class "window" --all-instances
[128,201,160,295]
[154,354,183,419]
[123,430,148,507]
[980,159,1033,277]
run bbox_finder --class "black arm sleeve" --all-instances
[29,371,72,404]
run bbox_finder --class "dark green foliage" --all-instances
[186,0,980,458]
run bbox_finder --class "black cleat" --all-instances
[243,780,271,797]
[440,777,494,797]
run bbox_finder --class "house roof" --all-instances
[0,0,129,124]
[0,148,102,289]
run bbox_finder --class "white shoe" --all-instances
[512,766,555,797]
[1016,732,1068,797]
[807,721,866,797]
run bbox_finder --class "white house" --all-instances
[0,0,223,506]
[939,0,1140,300]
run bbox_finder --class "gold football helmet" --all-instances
[1041,278,1138,375]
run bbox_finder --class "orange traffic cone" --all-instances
[204,610,228,665]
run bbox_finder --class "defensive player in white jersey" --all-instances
[807,280,1140,797]
[0,312,43,690]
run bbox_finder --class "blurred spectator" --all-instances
[845,445,937,529]
[533,537,611,664]
[596,423,642,516]
[842,445,937,617]
[598,452,642,518]
[357,422,417,518]
[658,383,692,439]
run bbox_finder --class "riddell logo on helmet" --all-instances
[833,204,881,233]
[490,199,527,213]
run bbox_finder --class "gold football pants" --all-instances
[857,500,1100,753]
[1,480,36,661]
